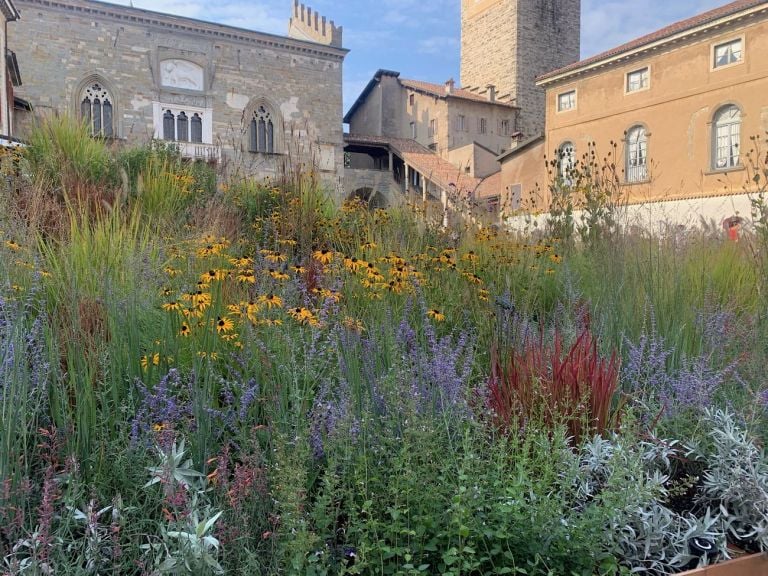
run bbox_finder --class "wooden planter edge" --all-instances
[676,552,767,575]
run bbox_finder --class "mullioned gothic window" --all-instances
[162,109,204,143]
[249,105,275,153]
[80,82,114,137]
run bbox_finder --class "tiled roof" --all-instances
[538,0,768,83]
[344,133,502,198]
[388,137,482,194]
[344,133,392,146]
[400,78,516,107]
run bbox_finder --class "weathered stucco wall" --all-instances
[506,11,768,211]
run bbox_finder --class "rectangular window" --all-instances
[626,67,649,92]
[428,118,437,138]
[713,38,743,68]
[557,90,576,112]
[479,117,487,134]
[509,185,522,211]
[409,93,415,106]
[456,115,466,132]
[410,121,417,139]
[500,119,512,136]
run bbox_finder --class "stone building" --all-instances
[0,0,20,138]
[343,70,514,216]
[461,0,580,137]
[10,0,347,185]
[342,0,579,218]
[500,0,768,228]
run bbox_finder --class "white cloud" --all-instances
[581,0,729,58]
[418,35,459,56]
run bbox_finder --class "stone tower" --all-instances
[461,0,580,136]
[288,0,343,48]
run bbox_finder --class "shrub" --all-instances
[23,115,120,210]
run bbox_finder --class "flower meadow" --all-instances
[1,118,767,575]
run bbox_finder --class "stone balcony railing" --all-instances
[178,142,221,162]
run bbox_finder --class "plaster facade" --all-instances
[346,71,519,158]
[501,0,768,219]
[10,0,347,187]
[344,70,517,209]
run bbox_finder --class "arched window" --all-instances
[163,110,175,141]
[626,125,648,183]
[191,114,203,143]
[558,141,575,184]
[177,112,188,142]
[80,82,114,137]
[713,105,741,170]
[249,105,275,153]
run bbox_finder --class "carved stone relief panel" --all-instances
[160,59,204,91]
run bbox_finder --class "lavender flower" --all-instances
[758,389,768,410]
[130,369,191,446]
[660,356,735,415]
[309,377,354,460]
[622,307,740,417]
[622,331,673,394]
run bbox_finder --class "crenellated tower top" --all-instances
[288,0,343,48]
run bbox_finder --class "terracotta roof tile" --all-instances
[400,78,516,108]
[344,133,392,146]
[344,134,502,198]
[538,0,768,83]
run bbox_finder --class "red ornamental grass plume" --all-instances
[488,328,622,445]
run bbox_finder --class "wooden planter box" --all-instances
[677,552,767,575]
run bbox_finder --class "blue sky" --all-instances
[109,0,728,111]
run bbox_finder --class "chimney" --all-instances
[486,84,496,102]
[445,78,455,95]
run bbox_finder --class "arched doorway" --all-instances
[350,187,388,209]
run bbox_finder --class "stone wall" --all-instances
[11,0,346,192]
[343,167,402,207]
[461,0,518,102]
[461,0,580,136]
[515,0,580,136]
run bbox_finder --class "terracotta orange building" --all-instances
[500,0,768,222]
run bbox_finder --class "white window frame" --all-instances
[625,67,650,94]
[410,121,417,139]
[625,125,648,183]
[711,104,742,171]
[558,141,576,184]
[557,90,577,113]
[712,37,744,70]
[153,102,213,144]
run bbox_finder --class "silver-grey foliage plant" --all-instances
[693,409,768,551]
